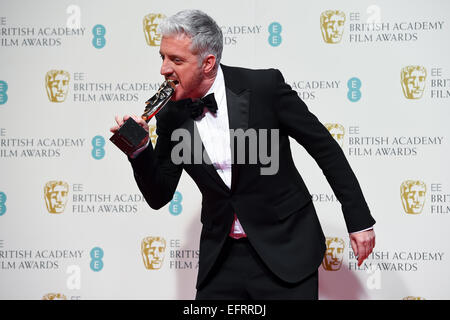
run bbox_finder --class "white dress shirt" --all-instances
[195,66,246,236]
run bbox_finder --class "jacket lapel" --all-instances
[178,116,229,191]
[222,65,251,192]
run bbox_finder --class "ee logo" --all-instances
[169,191,183,216]
[268,22,282,47]
[90,247,104,272]
[0,81,8,105]
[92,24,106,49]
[91,135,105,160]
[347,77,362,102]
[0,192,6,216]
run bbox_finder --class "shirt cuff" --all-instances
[350,226,374,234]
[130,139,150,159]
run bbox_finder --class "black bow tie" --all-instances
[187,93,218,120]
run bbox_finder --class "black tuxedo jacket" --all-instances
[129,64,376,289]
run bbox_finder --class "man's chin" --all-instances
[171,92,191,102]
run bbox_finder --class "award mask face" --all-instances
[320,10,346,44]
[45,70,70,102]
[44,181,69,214]
[401,180,427,214]
[141,236,166,270]
[401,66,427,99]
[325,123,345,148]
[143,14,166,46]
[322,237,345,271]
[42,293,67,300]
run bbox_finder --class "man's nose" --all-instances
[160,59,173,76]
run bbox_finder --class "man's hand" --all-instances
[110,115,151,156]
[110,114,149,135]
[350,229,375,266]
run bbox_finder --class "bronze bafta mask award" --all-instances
[110,80,176,155]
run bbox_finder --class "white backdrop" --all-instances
[0,0,449,300]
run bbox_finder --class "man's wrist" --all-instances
[130,139,150,159]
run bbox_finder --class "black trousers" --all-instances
[196,237,318,300]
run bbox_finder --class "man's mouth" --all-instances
[167,79,179,86]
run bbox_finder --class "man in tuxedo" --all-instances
[111,9,376,299]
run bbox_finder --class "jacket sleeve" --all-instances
[271,68,375,233]
[128,114,183,210]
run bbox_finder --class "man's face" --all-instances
[48,74,69,102]
[143,240,165,269]
[403,184,426,214]
[323,238,345,271]
[402,69,426,99]
[324,14,345,43]
[159,35,204,101]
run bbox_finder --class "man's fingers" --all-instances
[130,114,143,125]
[111,114,136,133]
[111,114,148,134]
[357,242,367,266]
[358,237,375,266]
[114,115,123,126]
[111,115,124,133]
[130,114,148,127]
[350,229,376,266]
[110,125,119,133]
[350,238,358,258]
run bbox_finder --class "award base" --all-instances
[109,118,149,156]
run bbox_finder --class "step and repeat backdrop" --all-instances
[0,0,449,300]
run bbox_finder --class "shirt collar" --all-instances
[204,65,225,98]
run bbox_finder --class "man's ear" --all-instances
[202,54,217,74]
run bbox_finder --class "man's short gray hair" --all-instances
[159,10,223,67]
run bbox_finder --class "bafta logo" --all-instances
[401,180,426,214]
[322,237,345,271]
[320,10,346,44]
[45,70,70,102]
[403,296,426,300]
[325,123,345,148]
[42,293,67,300]
[44,181,69,214]
[401,66,427,99]
[148,124,158,147]
[141,236,166,270]
[143,14,166,46]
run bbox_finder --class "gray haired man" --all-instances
[112,9,376,299]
